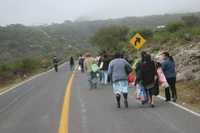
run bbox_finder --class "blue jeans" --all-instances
[88,72,98,89]
[102,71,108,84]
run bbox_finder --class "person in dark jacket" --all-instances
[53,56,58,72]
[140,53,157,107]
[160,52,177,102]
[101,54,110,85]
[79,55,85,72]
[70,56,75,71]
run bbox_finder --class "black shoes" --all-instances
[165,99,177,102]
[151,104,155,108]
[116,101,128,108]
[172,98,177,102]
[124,101,128,108]
[117,102,121,108]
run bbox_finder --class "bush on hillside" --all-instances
[131,29,153,39]
[166,21,184,33]
[0,58,41,84]
[182,15,200,27]
[0,63,13,82]
[90,25,130,52]
[11,58,40,75]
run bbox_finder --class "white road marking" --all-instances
[129,87,200,117]
[157,95,200,117]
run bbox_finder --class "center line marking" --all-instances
[58,66,77,133]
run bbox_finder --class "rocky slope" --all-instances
[174,42,200,81]
[144,41,200,81]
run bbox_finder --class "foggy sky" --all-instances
[0,0,200,26]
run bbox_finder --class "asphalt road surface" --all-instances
[0,64,70,133]
[0,64,200,133]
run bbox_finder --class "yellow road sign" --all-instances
[130,33,146,49]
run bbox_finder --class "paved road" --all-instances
[0,64,71,133]
[70,72,200,133]
[0,64,200,133]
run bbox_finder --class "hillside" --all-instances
[0,12,200,111]
[0,24,89,62]
[0,12,200,82]
[1,12,200,62]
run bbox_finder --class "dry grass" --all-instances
[160,80,200,113]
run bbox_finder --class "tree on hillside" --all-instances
[130,29,153,39]
[182,15,200,27]
[166,21,184,33]
[90,25,129,52]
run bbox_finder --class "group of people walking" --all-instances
[82,52,111,89]
[135,51,177,108]
[77,50,177,109]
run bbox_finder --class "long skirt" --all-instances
[112,80,128,94]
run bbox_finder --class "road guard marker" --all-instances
[58,66,77,133]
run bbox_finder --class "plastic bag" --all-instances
[136,84,148,102]
[128,73,135,84]
[157,68,169,88]
[78,66,81,71]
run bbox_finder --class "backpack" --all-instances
[141,60,156,86]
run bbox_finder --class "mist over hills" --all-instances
[0,12,200,61]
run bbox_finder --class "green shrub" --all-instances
[90,25,130,52]
[153,31,171,44]
[166,21,184,33]
[140,29,153,39]
[0,62,14,82]
[191,26,200,35]
[41,58,52,69]
[7,58,40,76]
[182,15,200,27]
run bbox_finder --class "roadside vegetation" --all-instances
[0,57,49,90]
[91,15,200,51]
[0,54,75,90]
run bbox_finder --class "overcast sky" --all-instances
[0,0,200,26]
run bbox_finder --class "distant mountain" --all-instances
[1,12,200,61]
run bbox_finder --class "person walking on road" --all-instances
[160,52,177,102]
[84,53,98,89]
[84,53,95,73]
[140,52,158,107]
[98,55,103,84]
[108,52,132,108]
[79,55,85,73]
[100,54,110,85]
[53,56,59,72]
[69,56,75,71]
[135,57,148,105]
